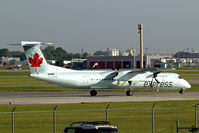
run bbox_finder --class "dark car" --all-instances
[63,121,118,133]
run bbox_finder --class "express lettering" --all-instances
[144,81,173,87]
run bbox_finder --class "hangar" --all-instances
[87,55,149,69]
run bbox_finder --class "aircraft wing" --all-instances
[114,68,158,81]
[100,70,119,79]
[99,68,158,82]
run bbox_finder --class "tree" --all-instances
[73,53,82,58]
[0,46,86,62]
[83,52,88,58]
[42,46,56,60]
[0,48,10,57]
[10,51,26,61]
[55,47,67,59]
[55,59,64,67]
[66,53,73,60]
[94,51,106,56]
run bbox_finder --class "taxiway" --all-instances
[0,91,199,105]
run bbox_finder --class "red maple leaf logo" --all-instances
[29,53,43,67]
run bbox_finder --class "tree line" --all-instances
[0,46,89,61]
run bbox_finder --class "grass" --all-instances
[184,84,199,91]
[176,67,199,70]
[182,75,199,79]
[0,101,199,133]
[0,71,29,76]
[176,71,199,74]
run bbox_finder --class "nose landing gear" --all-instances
[179,89,184,94]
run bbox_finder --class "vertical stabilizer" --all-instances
[21,41,51,74]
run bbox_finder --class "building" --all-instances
[87,55,149,69]
[0,57,21,67]
[174,51,199,58]
[70,58,87,69]
[0,57,20,62]
[47,59,87,69]
[106,48,120,56]
[122,48,135,56]
[47,60,57,65]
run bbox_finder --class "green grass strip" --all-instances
[0,101,199,133]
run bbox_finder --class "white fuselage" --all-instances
[30,69,191,90]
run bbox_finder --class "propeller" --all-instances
[111,64,120,70]
[116,64,120,70]
[150,71,161,87]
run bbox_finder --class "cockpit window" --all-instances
[178,76,182,79]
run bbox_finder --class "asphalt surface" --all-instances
[1,91,199,105]
[186,79,199,84]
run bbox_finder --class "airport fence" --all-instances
[0,104,199,133]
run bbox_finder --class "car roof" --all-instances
[67,125,96,129]
[66,121,117,130]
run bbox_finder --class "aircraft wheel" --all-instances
[179,89,184,94]
[90,89,97,96]
[126,90,132,96]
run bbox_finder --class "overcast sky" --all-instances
[0,0,199,54]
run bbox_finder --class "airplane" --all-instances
[13,41,191,96]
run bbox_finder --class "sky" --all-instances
[0,0,199,54]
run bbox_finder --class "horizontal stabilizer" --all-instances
[9,41,53,46]
[21,41,53,46]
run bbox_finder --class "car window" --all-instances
[98,128,118,133]
[65,128,97,133]
[83,129,98,133]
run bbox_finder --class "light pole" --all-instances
[12,107,16,133]
[138,24,143,68]
[195,103,199,128]
[106,104,110,122]
[53,105,58,133]
[152,103,156,133]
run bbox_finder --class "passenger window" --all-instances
[178,76,182,79]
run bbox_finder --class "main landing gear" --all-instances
[90,89,97,96]
[126,81,133,96]
[126,90,133,96]
[179,89,184,94]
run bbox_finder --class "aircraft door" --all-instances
[83,75,88,87]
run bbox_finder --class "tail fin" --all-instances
[21,41,52,74]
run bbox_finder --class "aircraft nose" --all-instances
[184,80,191,89]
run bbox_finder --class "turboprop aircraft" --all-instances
[13,41,191,96]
